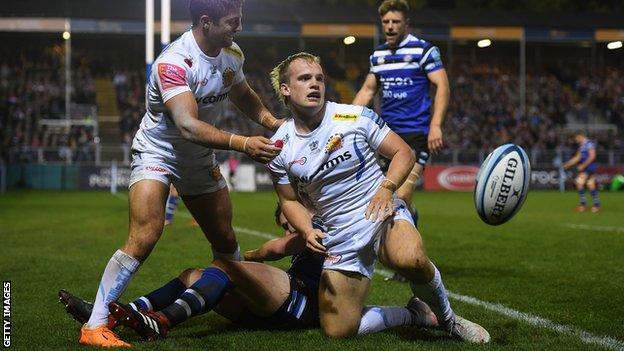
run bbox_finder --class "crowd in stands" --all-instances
[0,46,98,162]
[2,44,623,165]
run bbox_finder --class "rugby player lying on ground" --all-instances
[59,205,436,344]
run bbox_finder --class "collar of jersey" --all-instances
[390,33,415,51]
[292,102,332,138]
[189,30,222,62]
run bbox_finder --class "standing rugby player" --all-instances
[563,132,601,212]
[353,0,450,225]
[79,0,282,347]
[268,52,488,343]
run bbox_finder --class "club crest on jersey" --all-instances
[325,133,344,154]
[332,113,358,122]
[222,68,235,87]
[184,57,193,68]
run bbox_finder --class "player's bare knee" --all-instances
[210,259,234,276]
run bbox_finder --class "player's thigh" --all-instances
[378,219,432,282]
[124,179,169,260]
[586,174,597,189]
[575,172,588,187]
[212,259,291,316]
[181,187,235,246]
[318,269,370,338]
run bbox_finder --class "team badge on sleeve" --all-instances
[158,63,187,90]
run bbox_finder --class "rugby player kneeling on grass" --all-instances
[267,52,489,343]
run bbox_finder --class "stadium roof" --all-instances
[1,0,622,29]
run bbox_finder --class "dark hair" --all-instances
[378,0,409,17]
[189,0,243,25]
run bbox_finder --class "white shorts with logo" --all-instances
[322,198,413,279]
[129,150,227,196]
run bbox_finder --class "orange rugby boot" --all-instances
[79,324,130,348]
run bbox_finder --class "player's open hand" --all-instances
[304,228,326,254]
[365,188,395,222]
[245,136,282,163]
[428,125,443,154]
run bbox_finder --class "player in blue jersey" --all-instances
[353,0,450,225]
[563,132,601,213]
[60,205,435,342]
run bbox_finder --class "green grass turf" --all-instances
[1,190,623,350]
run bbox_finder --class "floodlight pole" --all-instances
[64,19,71,120]
[161,0,171,47]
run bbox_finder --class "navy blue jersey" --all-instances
[369,34,444,134]
[286,217,324,290]
[579,139,597,173]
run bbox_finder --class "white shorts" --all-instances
[322,198,413,279]
[129,150,227,196]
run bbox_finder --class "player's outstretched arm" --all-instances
[365,131,416,222]
[166,91,280,163]
[563,152,581,170]
[427,69,450,154]
[275,183,326,255]
[230,79,283,132]
[244,233,306,262]
[353,73,378,106]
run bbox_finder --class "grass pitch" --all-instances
[1,190,623,350]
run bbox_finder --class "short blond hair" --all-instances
[270,52,321,105]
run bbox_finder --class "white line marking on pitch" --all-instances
[564,223,624,233]
[111,193,624,350]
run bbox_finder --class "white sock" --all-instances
[357,306,413,335]
[212,244,241,261]
[86,250,140,328]
[409,262,455,330]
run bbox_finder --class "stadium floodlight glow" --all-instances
[477,39,491,48]
[607,41,622,50]
[343,36,356,45]
[62,31,71,40]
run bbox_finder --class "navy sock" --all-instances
[578,189,586,206]
[590,189,600,207]
[160,267,230,327]
[129,278,186,312]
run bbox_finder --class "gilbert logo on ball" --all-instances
[474,144,530,225]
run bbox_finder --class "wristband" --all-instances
[380,178,397,192]
[243,137,250,153]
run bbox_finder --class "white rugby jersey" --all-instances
[268,102,391,231]
[132,29,245,163]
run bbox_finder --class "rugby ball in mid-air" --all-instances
[474,144,530,225]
